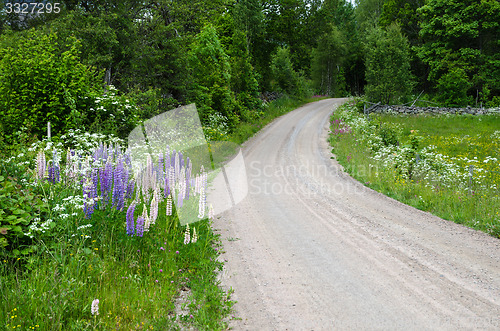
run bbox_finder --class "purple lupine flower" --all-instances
[91,167,99,198]
[51,149,60,183]
[136,215,145,237]
[163,173,170,199]
[126,202,136,236]
[83,179,95,219]
[168,166,175,196]
[48,162,55,184]
[112,157,125,211]
[125,179,135,199]
[100,158,113,206]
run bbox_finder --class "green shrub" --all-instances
[0,29,102,142]
[435,67,473,107]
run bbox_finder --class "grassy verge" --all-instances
[329,98,500,238]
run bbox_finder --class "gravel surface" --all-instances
[211,98,500,330]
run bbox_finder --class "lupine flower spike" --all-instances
[191,227,197,243]
[166,195,172,216]
[184,224,190,245]
[36,150,46,180]
[126,202,136,236]
[143,205,151,232]
[198,187,206,219]
[150,190,159,224]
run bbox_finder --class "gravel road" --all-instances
[212,98,500,330]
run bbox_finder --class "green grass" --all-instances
[329,99,500,238]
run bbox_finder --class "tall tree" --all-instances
[310,24,347,96]
[229,29,262,120]
[188,24,237,124]
[364,24,414,104]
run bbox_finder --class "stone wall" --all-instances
[367,105,500,116]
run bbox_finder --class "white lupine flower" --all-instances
[143,206,151,232]
[197,187,206,219]
[166,195,173,216]
[191,227,197,243]
[183,224,190,245]
[91,299,99,316]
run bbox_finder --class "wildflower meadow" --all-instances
[329,99,500,238]
[0,129,232,330]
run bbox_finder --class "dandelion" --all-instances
[91,299,99,316]
[184,224,191,245]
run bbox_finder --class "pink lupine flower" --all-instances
[36,150,46,180]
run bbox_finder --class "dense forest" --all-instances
[0,0,499,143]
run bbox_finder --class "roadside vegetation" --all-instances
[329,99,500,238]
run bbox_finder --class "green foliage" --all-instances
[270,47,303,96]
[435,68,473,107]
[0,149,48,260]
[379,0,425,45]
[229,29,262,120]
[416,0,500,105]
[378,126,399,147]
[364,24,414,104]
[86,85,140,139]
[0,29,101,142]
[188,24,237,126]
[311,24,347,97]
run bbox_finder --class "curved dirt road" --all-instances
[214,98,500,330]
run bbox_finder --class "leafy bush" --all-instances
[364,24,414,104]
[435,68,473,107]
[86,85,140,139]
[0,29,102,142]
[270,47,300,96]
